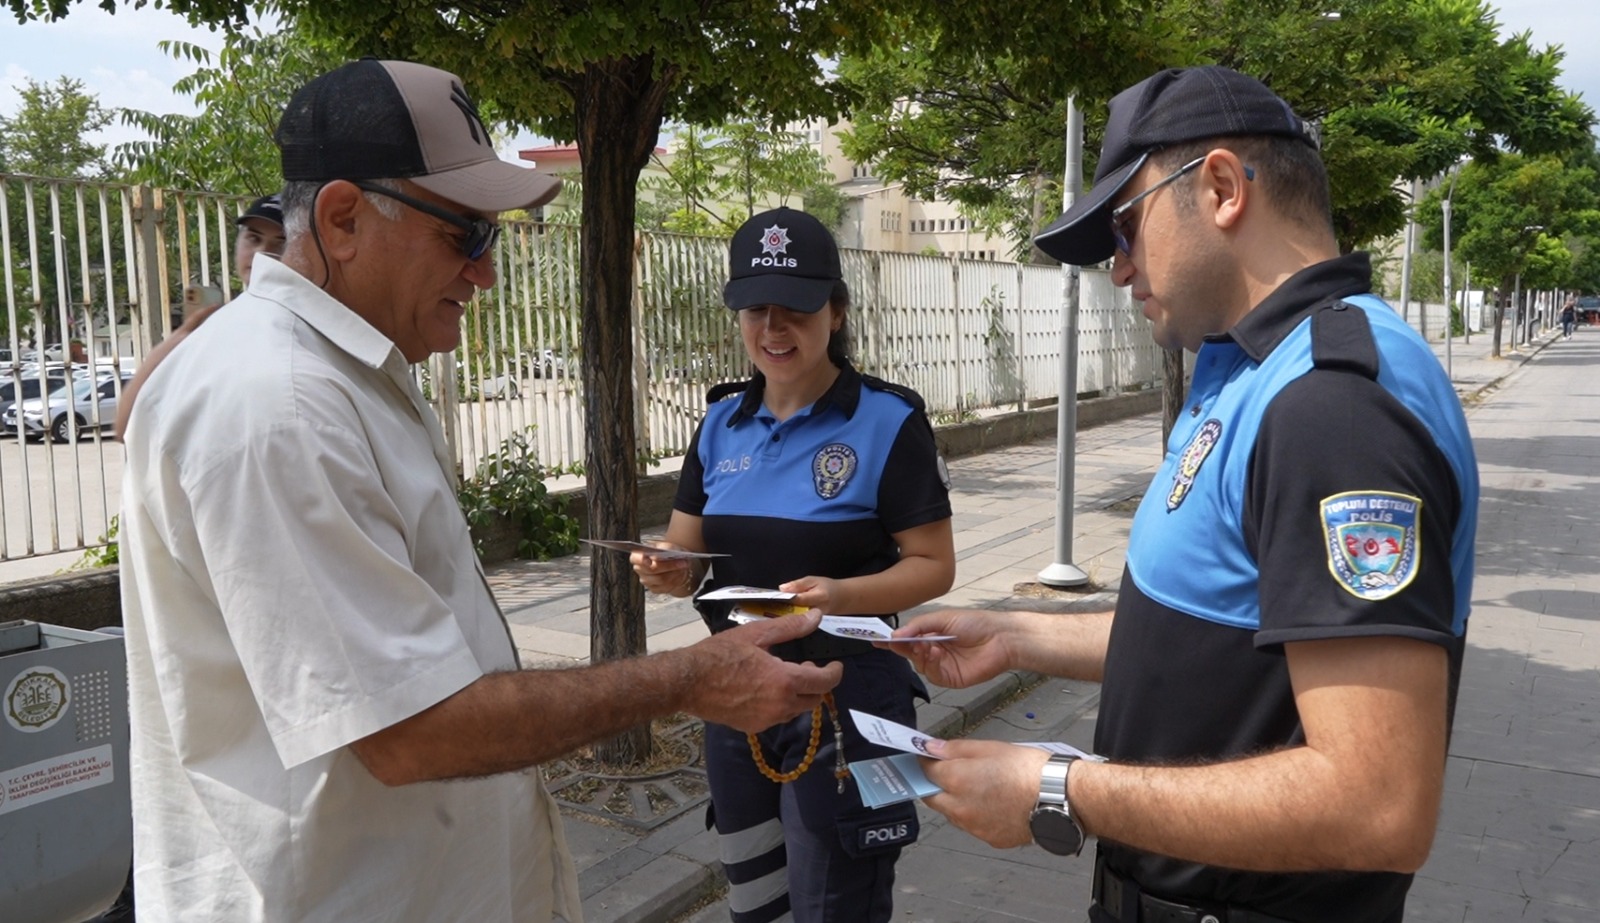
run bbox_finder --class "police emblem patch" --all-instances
[1321,491,1422,600]
[1167,419,1222,511]
[813,443,857,499]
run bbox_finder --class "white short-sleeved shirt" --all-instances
[119,257,582,922]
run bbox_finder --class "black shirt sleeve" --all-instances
[674,421,709,515]
[877,410,952,534]
[1245,369,1462,650]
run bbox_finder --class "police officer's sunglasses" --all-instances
[1108,157,1256,256]
[1108,156,1206,256]
[352,181,501,261]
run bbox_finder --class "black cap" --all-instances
[1034,66,1321,265]
[275,59,560,212]
[723,207,842,313]
[235,194,283,228]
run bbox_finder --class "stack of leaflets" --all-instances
[845,710,1104,809]
[704,587,957,642]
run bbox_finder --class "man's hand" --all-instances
[921,739,1051,848]
[683,611,843,732]
[882,608,1013,689]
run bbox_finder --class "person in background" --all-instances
[232,193,288,288]
[888,66,1478,923]
[1561,295,1577,339]
[113,194,285,441]
[631,207,956,923]
[118,60,841,923]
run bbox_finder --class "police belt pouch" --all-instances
[838,801,919,857]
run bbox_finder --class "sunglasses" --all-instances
[1108,157,1205,256]
[351,181,501,261]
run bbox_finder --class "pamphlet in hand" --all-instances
[724,609,956,640]
[844,711,1107,809]
[849,709,1104,763]
[848,753,942,809]
[699,585,797,603]
[581,539,728,560]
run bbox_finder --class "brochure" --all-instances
[580,539,728,560]
[848,753,942,809]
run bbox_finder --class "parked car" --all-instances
[0,369,70,435]
[2,373,134,443]
[478,372,520,400]
[1577,295,1600,326]
[528,348,568,379]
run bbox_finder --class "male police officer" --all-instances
[891,66,1479,923]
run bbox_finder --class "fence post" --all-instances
[130,186,165,360]
[950,256,964,414]
[1014,262,1027,411]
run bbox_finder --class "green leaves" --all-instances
[112,23,343,193]
[458,428,580,561]
[0,76,112,178]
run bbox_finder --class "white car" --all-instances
[2,373,134,443]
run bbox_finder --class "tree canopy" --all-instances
[838,0,1596,255]
[0,76,112,178]
[1417,149,1600,351]
[114,24,342,194]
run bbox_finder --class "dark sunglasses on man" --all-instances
[352,180,501,261]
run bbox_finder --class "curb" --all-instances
[575,669,1048,923]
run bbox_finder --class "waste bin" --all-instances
[0,620,131,923]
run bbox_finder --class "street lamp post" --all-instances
[1441,161,1465,381]
[1398,178,1418,324]
[1039,94,1088,588]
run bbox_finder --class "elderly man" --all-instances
[119,59,841,922]
[891,66,1479,923]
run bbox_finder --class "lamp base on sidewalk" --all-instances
[1037,562,1089,588]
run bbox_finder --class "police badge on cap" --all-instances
[724,207,844,314]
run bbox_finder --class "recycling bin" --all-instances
[0,620,131,923]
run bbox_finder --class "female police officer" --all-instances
[632,207,955,923]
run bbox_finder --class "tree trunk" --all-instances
[1161,347,1185,450]
[573,56,674,767]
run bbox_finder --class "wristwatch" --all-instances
[1028,753,1086,856]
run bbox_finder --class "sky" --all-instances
[2,1,1597,167]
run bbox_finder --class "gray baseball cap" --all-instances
[275,58,561,212]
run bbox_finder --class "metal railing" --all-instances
[1,173,1165,564]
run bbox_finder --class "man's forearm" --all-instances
[1013,610,1113,682]
[1071,744,1440,873]
[352,650,702,785]
[1069,637,1449,873]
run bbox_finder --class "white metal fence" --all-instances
[2,174,1167,564]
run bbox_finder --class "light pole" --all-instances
[1398,178,1418,325]
[1441,162,1463,381]
[1039,95,1088,588]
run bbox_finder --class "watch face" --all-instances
[1029,806,1085,857]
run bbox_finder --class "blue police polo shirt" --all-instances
[676,362,951,629]
[1095,254,1479,923]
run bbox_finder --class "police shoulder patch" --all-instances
[1320,490,1422,600]
[813,443,858,499]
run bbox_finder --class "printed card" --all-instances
[699,585,797,603]
[850,709,1104,762]
[848,753,942,809]
[581,539,728,559]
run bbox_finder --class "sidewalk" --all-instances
[486,322,1583,923]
